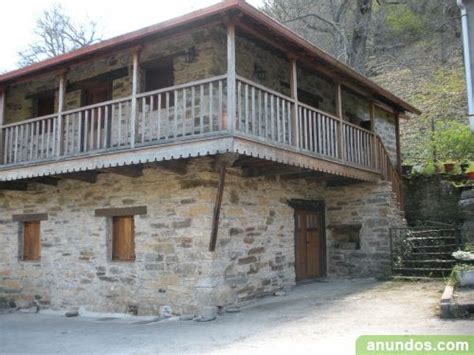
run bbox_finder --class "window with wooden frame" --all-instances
[22,221,41,261]
[111,215,135,262]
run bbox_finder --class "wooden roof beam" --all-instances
[58,171,99,184]
[0,181,28,191]
[100,165,144,178]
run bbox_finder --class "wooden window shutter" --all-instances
[112,216,135,261]
[23,221,41,261]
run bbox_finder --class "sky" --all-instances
[0,0,263,73]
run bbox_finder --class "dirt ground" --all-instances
[0,279,472,354]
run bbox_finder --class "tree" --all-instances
[263,0,376,74]
[18,3,102,67]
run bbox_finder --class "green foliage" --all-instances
[385,4,425,39]
[431,121,474,162]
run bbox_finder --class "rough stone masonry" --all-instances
[0,156,404,316]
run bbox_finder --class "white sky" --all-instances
[0,0,263,73]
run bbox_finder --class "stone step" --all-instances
[393,267,453,277]
[411,244,458,250]
[406,236,457,241]
[401,259,456,265]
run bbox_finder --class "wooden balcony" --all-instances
[0,74,402,203]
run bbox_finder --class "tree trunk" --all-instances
[349,0,373,74]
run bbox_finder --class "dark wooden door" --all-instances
[295,209,324,280]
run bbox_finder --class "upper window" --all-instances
[112,215,135,262]
[144,60,174,92]
[82,81,113,106]
[35,94,55,117]
[22,221,41,261]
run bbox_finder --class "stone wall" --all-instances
[403,175,463,226]
[341,88,370,125]
[5,27,226,124]
[373,106,397,166]
[325,182,405,277]
[0,156,403,315]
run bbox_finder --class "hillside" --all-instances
[370,40,469,164]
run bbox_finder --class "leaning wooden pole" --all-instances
[209,166,227,252]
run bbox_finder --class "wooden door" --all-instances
[295,209,325,280]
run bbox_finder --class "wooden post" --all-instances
[289,55,299,148]
[56,71,67,157]
[130,48,140,148]
[336,83,344,160]
[226,21,236,133]
[0,87,5,164]
[369,101,376,169]
[209,166,226,251]
[394,111,404,207]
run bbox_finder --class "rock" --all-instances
[226,307,240,313]
[194,306,217,322]
[179,314,194,321]
[274,291,286,297]
[18,306,38,313]
[65,310,79,317]
[159,305,173,318]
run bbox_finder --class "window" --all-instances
[35,94,55,117]
[22,221,41,261]
[112,216,135,262]
[144,59,175,109]
[82,81,113,106]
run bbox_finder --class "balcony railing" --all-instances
[0,74,402,203]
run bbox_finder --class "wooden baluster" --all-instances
[191,89,195,135]
[199,87,204,135]
[13,125,18,163]
[149,96,154,141]
[183,88,188,136]
[276,97,281,142]
[263,92,268,138]
[218,80,223,131]
[287,101,292,145]
[282,100,287,144]
[174,90,178,137]
[3,128,8,163]
[157,95,162,140]
[208,84,213,133]
[237,81,242,131]
[270,95,274,140]
[90,110,95,151]
[0,89,5,165]
[19,125,24,161]
[244,84,249,134]
[105,105,110,148]
[97,108,102,149]
[64,115,70,155]
[258,90,263,137]
[117,102,122,147]
[251,86,256,136]
[141,98,146,143]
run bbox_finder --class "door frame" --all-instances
[289,199,327,279]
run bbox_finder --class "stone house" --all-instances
[0,0,419,316]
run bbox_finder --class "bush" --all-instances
[431,121,474,163]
